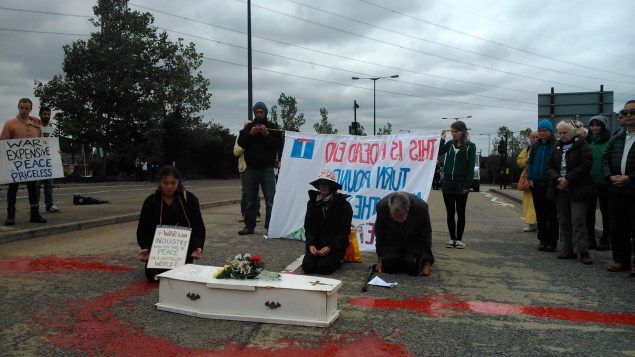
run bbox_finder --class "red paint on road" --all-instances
[36,280,411,356]
[349,295,635,326]
[0,256,134,273]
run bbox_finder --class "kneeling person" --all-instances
[375,192,434,276]
[302,169,353,275]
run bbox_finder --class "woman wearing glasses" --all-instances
[602,100,635,275]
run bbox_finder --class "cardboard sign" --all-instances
[147,225,192,269]
[0,137,64,184]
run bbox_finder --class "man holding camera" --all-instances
[237,102,282,235]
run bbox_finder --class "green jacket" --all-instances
[439,140,476,194]
[588,136,608,185]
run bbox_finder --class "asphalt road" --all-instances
[0,185,633,356]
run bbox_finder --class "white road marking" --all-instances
[481,191,515,207]
[282,254,304,273]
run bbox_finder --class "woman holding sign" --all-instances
[439,121,476,249]
[137,166,206,281]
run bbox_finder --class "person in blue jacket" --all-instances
[527,119,558,252]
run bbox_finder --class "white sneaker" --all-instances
[446,240,456,248]
[455,240,466,249]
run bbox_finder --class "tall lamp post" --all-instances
[352,75,399,135]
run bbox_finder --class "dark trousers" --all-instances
[239,171,259,217]
[609,192,635,266]
[7,181,40,209]
[586,184,609,245]
[442,193,468,241]
[243,167,276,230]
[381,253,427,276]
[302,252,343,275]
[38,179,54,209]
[531,185,559,246]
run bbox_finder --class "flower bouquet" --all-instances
[214,253,265,280]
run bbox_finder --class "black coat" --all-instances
[237,119,282,169]
[546,136,595,201]
[304,191,353,257]
[374,193,434,264]
[136,190,206,256]
[602,128,635,195]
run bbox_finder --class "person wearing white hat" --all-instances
[302,169,353,275]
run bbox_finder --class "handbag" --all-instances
[517,168,530,191]
[344,229,362,263]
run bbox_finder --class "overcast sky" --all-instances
[1,0,633,154]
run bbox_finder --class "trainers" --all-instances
[46,205,61,213]
[256,215,261,222]
[580,253,593,265]
[238,215,245,222]
[523,224,537,232]
[454,240,466,249]
[446,240,456,248]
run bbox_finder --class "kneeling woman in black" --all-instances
[302,169,353,275]
[136,166,206,281]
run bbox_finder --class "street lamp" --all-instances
[476,133,491,156]
[352,75,399,135]
[442,115,472,122]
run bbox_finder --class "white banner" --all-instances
[268,132,440,251]
[147,226,192,269]
[0,137,64,184]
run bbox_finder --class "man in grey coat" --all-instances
[374,192,434,276]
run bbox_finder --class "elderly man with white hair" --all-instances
[546,119,595,265]
[374,192,434,276]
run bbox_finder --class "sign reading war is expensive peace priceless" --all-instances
[0,137,64,184]
[147,226,192,269]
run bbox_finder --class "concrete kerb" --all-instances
[0,198,241,244]
[489,188,522,204]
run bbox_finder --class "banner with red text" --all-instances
[268,132,440,251]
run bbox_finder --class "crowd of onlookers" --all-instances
[518,100,635,275]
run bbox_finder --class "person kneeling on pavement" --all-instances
[136,166,206,281]
[302,169,353,275]
[374,192,434,276]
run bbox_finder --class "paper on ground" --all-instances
[368,276,398,288]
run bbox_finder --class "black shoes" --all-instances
[557,251,577,259]
[30,214,47,223]
[4,217,15,226]
[238,227,255,235]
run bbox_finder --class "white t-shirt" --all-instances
[41,122,55,137]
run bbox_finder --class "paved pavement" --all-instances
[0,179,242,243]
[1,183,632,356]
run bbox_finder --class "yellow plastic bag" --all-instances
[344,229,362,263]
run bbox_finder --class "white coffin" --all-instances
[155,264,343,327]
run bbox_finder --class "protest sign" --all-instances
[268,132,440,251]
[147,226,192,269]
[0,137,64,184]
